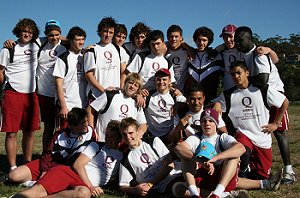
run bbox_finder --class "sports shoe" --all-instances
[229,190,249,198]
[281,172,297,185]
[172,181,188,197]
[264,169,283,191]
[21,180,37,187]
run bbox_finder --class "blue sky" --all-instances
[1,0,299,47]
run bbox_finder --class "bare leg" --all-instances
[5,132,18,168]
[46,186,91,198]
[14,183,48,198]
[218,158,239,187]
[237,177,260,190]
[22,130,34,163]
[8,164,33,183]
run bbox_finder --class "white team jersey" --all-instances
[82,142,123,186]
[243,45,284,92]
[220,48,245,90]
[53,50,88,110]
[165,47,189,92]
[120,46,130,65]
[185,132,237,165]
[123,42,150,64]
[173,107,226,137]
[36,39,67,97]
[218,85,286,148]
[90,90,146,142]
[127,52,176,91]
[0,41,39,93]
[145,91,186,137]
[119,137,181,192]
[84,43,124,98]
[188,50,223,82]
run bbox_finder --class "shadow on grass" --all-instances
[0,154,41,174]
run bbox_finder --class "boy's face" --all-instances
[19,27,33,44]
[70,117,88,134]
[188,91,205,113]
[100,27,114,44]
[105,129,121,149]
[114,32,126,46]
[70,35,85,52]
[155,75,171,93]
[124,80,140,97]
[150,38,164,56]
[230,66,249,88]
[200,118,217,136]
[168,31,182,50]
[195,35,209,52]
[134,33,146,49]
[47,29,61,46]
[121,125,140,148]
[223,33,235,49]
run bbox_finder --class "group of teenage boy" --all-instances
[0,16,296,198]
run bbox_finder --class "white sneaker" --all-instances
[281,172,297,184]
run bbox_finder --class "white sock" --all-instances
[213,184,225,197]
[284,165,294,174]
[188,185,199,196]
[10,166,17,171]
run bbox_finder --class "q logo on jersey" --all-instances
[242,97,252,108]
[158,99,167,110]
[140,153,151,167]
[172,56,180,65]
[104,156,115,168]
[120,104,129,116]
[24,49,32,55]
[152,62,160,71]
[49,50,57,58]
[104,51,112,63]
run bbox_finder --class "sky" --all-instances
[1,0,300,48]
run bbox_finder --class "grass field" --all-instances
[0,105,299,197]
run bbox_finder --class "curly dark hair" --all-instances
[129,22,151,48]
[12,18,39,40]
[193,26,214,47]
[67,26,87,40]
[97,17,116,34]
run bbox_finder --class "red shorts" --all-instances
[195,163,238,192]
[235,132,272,179]
[37,165,88,195]
[25,159,43,180]
[38,94,56,123]
[269,106,289,131]
[0,90,40,132]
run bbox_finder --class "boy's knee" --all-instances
[75,186,91,198]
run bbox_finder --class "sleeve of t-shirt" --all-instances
[90,93,108,112]
[218,115,226,128]
[127,54,142,73]
[184,135,201,153]
[119,163,133,187]
[255,55,272,74]
[267,87,286,108]
[153,137,170,158]
[84,49,97,73]
[220,133,238,151]
[0,48,10,67]
[136,108,147,124]
[81,142,100,159]
[120,46,129,64]
[53,58,66,78]
[168,65,176,83]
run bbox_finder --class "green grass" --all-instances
[1,106,300,197]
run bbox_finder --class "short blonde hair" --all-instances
[124,73,143,93]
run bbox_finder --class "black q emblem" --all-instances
[140,153,151,167]
[242,97,252,108]
[49,50,57,58]
[158,99,167,109]
[172,57,180,65]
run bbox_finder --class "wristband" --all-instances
[147,182,153,188]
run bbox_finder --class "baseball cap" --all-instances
[194,141,217,161]
[155,68,171,77]
[45,19,61,30]
[200,108,219,125]
[219,24,237,37]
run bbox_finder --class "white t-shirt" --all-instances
[123,42,150,64]
[0,41,39,93]
[37,39,67,97]
[127,52,176,91]
[145,91,186,137]
[165,47,189,92]
[90,90,146,142]
[82,142,123,186]
[218,85,286,148]
[243,45,284,92]
[84,43,125,98]
[185,132,237,165]
[119,137,181,192]
[53,50,88,110]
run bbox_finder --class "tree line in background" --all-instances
[254,33,300,102]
